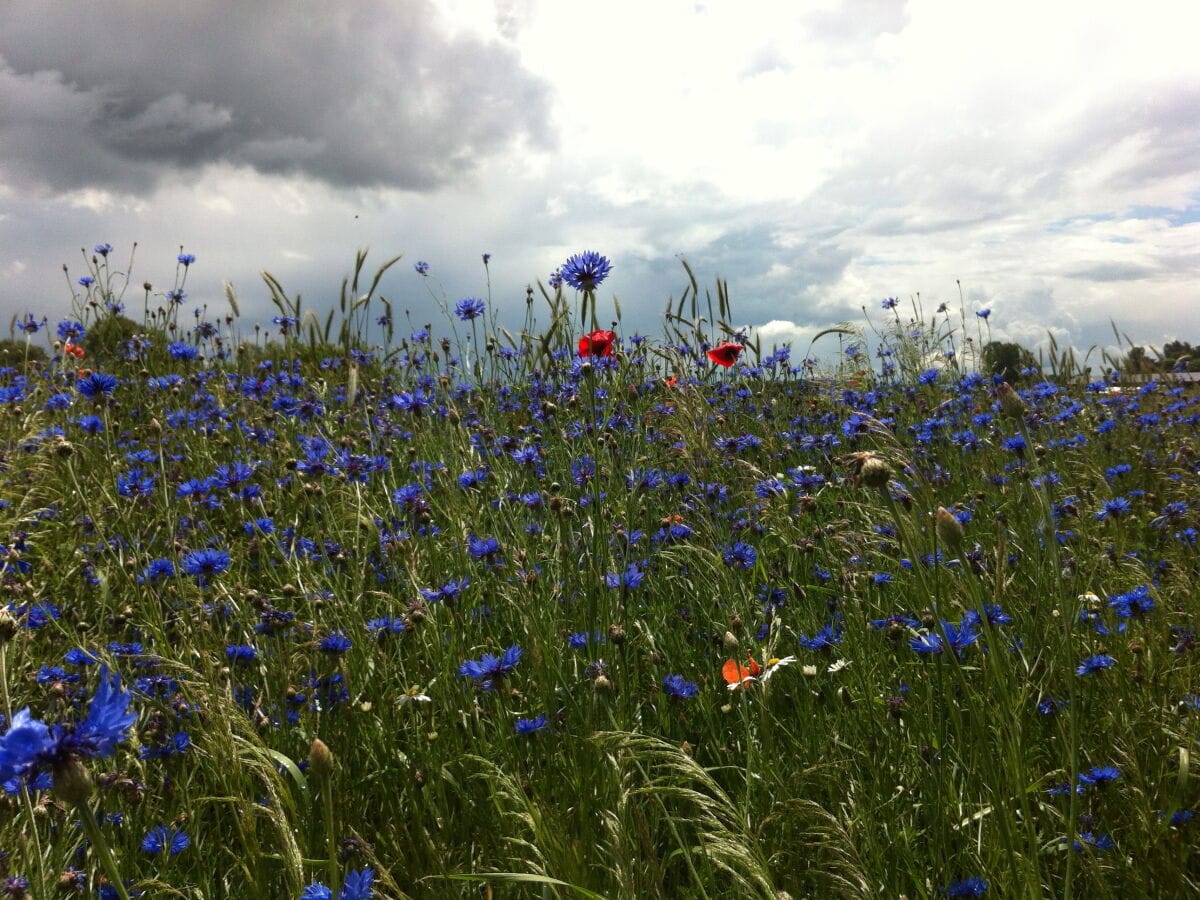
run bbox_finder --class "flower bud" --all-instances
[307,738,334,779]
[52,757,95,806]
[997,382,1025,420]
[721,631,739,653]
[936,506,964,552]
[859,456,892,489]
[0,608,17,644]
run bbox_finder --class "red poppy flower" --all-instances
[578,329,617,357]
[64,343,85,360]
[722,656,762,690]
[706,341,743,368]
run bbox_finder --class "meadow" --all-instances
[0,246,1197,899]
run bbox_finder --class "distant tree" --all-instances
[0,339,48,370]
[83,314,172,366]
[1162,340,1196,371]
[1123,345,1152,374]
[982,341,1038,383]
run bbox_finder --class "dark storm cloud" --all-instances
[1065,262,1158,282]
[0,1,554,195]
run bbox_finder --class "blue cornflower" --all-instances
[918,368,939,386]
[454,296,486,321]
[881,297,898,309]
[559,251,612,291]
[515,714,548,735]
[168,341,200,360]
[1108,584,1154,618]
[77,276,95,287]
[604,563,645,590]
[181,548,231,581]
[976,309,991,319]
[1000,434,1026,454]
[722,542,757,569]
[366,616,406,638]
[467,534,502,563]
[76,372,118,399]
[339,869,375,900]
[420,576,470,604]
[1095,496,1132,520]
[0,666,136,789]
[57,320,86,342]
[662,674,698,700]
[142,825,190,855]
[1078,765,1121,787]
[17,314,45,334]
[1074,831,1113,851]
[94,243,113,256]
[414,261,429,275]
[1076,654,1116,676]
[300,868,375,900]
[943,876,988,896]
[142,558,175,582]
[77,414,105,434]
[177,253,196,266]
[459,645,523,690]
[962,604,1012,628]
[319,633,352,654]
[800,624,843,651]
[909,620,979,657]
[225,644,258,665]
[1037,696,1067,716]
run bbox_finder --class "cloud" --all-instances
[0,1,554,195]
[1064,262,1158,282]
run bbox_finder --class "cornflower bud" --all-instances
[936,506,964,552]
[997,382,1025,420]
[307,738,334,779]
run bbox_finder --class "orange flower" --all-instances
[706,341,743,368]
[664,374,678,388]
[722,656,762,690]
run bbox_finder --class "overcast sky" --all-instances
[2,0,1198,360]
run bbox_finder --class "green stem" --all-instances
[322,775,338,892]
[79,802,131,900]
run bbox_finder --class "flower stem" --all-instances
[79,802,131,900]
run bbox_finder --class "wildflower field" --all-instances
[0,246,1198,899]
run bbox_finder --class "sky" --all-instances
[2,0,1199,362]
